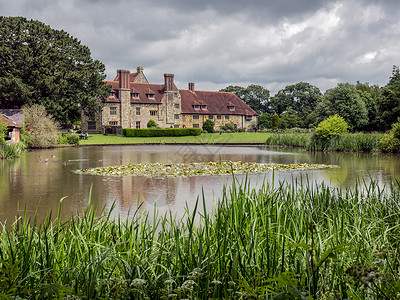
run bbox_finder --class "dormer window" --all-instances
[228,105,235,111]
[201,105,207,110]
[131,93,139,98]
[193,105,200,110]
[110,92,115,97]
[147,94,155,99]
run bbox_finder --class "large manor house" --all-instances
[82,67,257,133]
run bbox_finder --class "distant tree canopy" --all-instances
[0,17,110,126]
[220,84,271,114]
[270,82,322,127]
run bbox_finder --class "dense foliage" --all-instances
[315,114,349,139]
[0,16,110,126]
[202,119,215,133]
[147,119,157,128]
[123,128,202,137]
[23,104,59,147]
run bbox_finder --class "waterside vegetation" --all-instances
[0,178,399,299]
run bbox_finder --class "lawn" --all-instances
[79,132,271,145]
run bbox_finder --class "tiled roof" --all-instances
[104,82,165,104]
[0,113,21,128]
[180,90,258,116]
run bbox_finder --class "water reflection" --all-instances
[0,145,399,222]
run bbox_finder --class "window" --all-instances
[110,107,117,115]
[174,103,180,109]
[110,92,115,97]
[217,115,222,120]
[147,94,155,99]
[201,105,207,110]
[225,115,229,120]
[136,107,140,115]
[193,114,199,120]
[193,124,199,128]
[109,121,118,126]
[174,124,180,128]
[150,110,158,116]
[193,105,200,110]
[88,121,96,130]
[246,115,253,121]
[136,121,141,129]
[228,106,235,111]
[174,114,180,119]
[208,115,213,120]
[131,93,139,98]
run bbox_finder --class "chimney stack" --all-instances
[164,73,174,91]
[117,69,130,90]
[188,82,195,92]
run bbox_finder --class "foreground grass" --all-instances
[1,178,400,299]
[79,132,270,145]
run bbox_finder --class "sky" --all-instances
[2,0,400,94]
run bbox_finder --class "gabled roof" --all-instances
[104,82,165,104]
[180,90,258,116]
[0,113,21,128]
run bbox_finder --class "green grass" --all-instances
[79,132,271,145]
[1,177,400,299]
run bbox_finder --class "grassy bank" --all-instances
[1,179,400,299]
[266,133,384,152]
[79,132,270,145]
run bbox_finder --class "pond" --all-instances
[1,144,399,222]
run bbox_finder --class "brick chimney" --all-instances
[117,69,130,90]
[164,73,174,91]
[188,82,195,92]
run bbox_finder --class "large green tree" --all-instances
[315,83,368,131]
[355,81,380,131]
[270,82,322,127]
[376,66,400,130]
[0,17,110,126]
[220,84,270,114]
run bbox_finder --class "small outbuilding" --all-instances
[0,113,21,144]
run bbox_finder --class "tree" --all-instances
[270,82,322,127]
[202,119,215,133]
[280,107,303,128]
[147,119,157,128]
[23,104,59,147]
[220,84,270,114]
[258,113,272,129]
[0,17,110,126]
[271,114,279,130]
[315,114,348,139]
[315,83,368,131]
[355,82,380,131]
[376,66,400,130]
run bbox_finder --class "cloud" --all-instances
[1,0,400,94]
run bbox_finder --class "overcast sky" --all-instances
[2,0,400,94]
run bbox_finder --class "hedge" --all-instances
[123,128,202,137]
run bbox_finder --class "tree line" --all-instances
[220,66,400,132]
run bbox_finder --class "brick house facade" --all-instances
[82,67,257,133]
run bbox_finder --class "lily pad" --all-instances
[73,161,336,178]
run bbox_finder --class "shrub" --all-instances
[23,104,59,147]
[271,114,279,130]
[123,128,201,137]
[221,122,236,132]
[315,114,348,140]
[0,120,7,145]
[147,119,157,128]
[202,119,215,133]
[392,117,400,140]
[57,133,79,145]
[379,118,400,153]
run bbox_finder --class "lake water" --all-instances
[1,145,399,222]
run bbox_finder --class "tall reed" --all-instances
[0,177,399,299]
